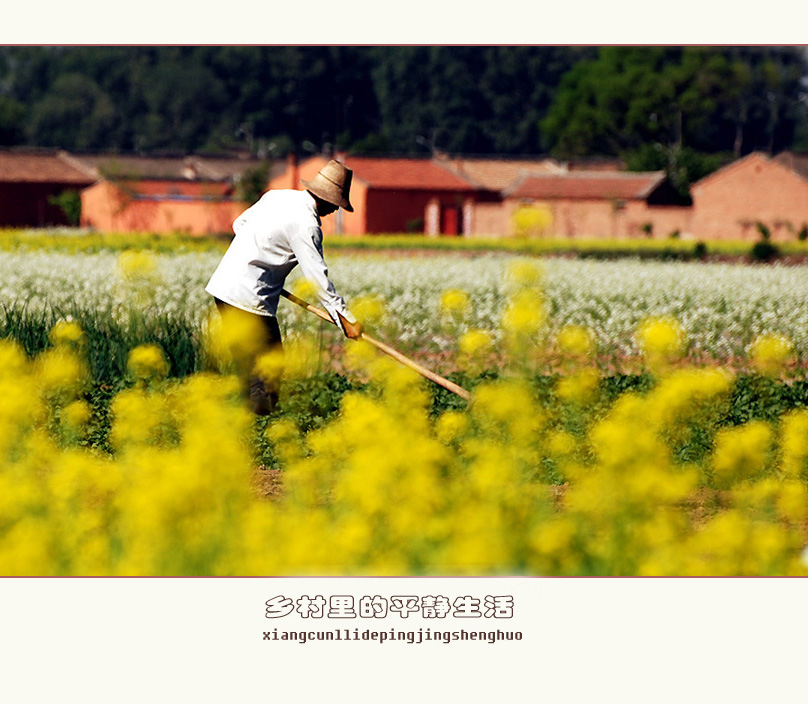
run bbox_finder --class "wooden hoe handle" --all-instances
[281,289,472,402]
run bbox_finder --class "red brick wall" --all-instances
[363,190,468,234]
[499,197,692,239]
[623,202,693,239]
[81,181,244,235]
[691,154,808,241]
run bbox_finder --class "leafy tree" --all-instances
[28,73,116,149]
[368,46,587,155]
[47,189,82,225]
[236,160,271,204]
[0,45,805,163]
[0,96,25,145]
[542,47,808,160]
[623,143,734,200]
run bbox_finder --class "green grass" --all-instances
[0,304,204,384]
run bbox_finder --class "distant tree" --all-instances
[47,189,81,226]
[622,143,734,200]
[0,96,25,145]
[236,160,271,204]
[477,46,596,153]
[133,57,228,152]
[0,45,806,162]
[28,73,115,149]
[542,46,808,160]
[369,46,589,155]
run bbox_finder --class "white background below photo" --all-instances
[0,576,805,702]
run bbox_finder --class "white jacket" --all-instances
[206,190,355,330]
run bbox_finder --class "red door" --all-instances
[441,206,461,235]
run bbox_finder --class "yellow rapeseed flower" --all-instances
[779,409,808,480]
[636,316,686,365]
[127,344,169,381]
[0,339,28,379]
[439,288,470,317]
[749,333,793,376]
[350,295,387,326]
[712,421,773,487]
[61,399,91,431]
[546,429,577,457]
[117,250,158,282]
[211,305,267,374]
[505,260,543,291]
[435,411,469,444]
[36,348,87,400]
[501,289,546,338]
[457,329,494,373]
[556,368,600,404]
[458,329,492,357]
[49,319,85,349]
[556,324,595,358]
[253,348,285,384]
[290,277,318,301]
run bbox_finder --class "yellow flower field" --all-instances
[1,260,807,577]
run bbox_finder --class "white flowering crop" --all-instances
[2,250,808,363]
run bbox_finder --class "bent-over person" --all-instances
[206,159,363,414]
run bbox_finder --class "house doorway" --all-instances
[441,205,463,236]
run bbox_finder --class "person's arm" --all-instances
[289,226,363,338]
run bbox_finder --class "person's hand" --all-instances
[338,313,364,340]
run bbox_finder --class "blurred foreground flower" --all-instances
[49,319,85,350]
[117,250,158,283]
[556,324,595,359]
[712,421,774,487]
[505,259,543,291]
[637,316,686,370]
[750,333,793,376]
[439,288,470,318]
[127,344,169,382]
[350,295,387,327]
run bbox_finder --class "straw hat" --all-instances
[300,159,354,212]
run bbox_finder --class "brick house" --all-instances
[81,179,246,235]
[268,155,480,236]
[690,151,808,241]
[433,154,563,236]
[76,153,285,236]
[503,171,692,239]
[0,149,95,227]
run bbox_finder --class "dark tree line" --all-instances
[0,46,594,155]
[1,46,806,184]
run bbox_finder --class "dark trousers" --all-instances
[214,298,283,415]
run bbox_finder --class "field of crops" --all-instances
[3,234,808,576]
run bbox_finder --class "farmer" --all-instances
[205,159,363,415]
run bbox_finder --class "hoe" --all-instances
[281,289,472,402]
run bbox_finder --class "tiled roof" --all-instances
[116,180,235,200]
[506,171,666,201]
[65,153,280,182]
[67,154,215,180]
[342,156,476,191]
[195,156,287,181]
[0,150,96,185]
[436,156,563,191]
